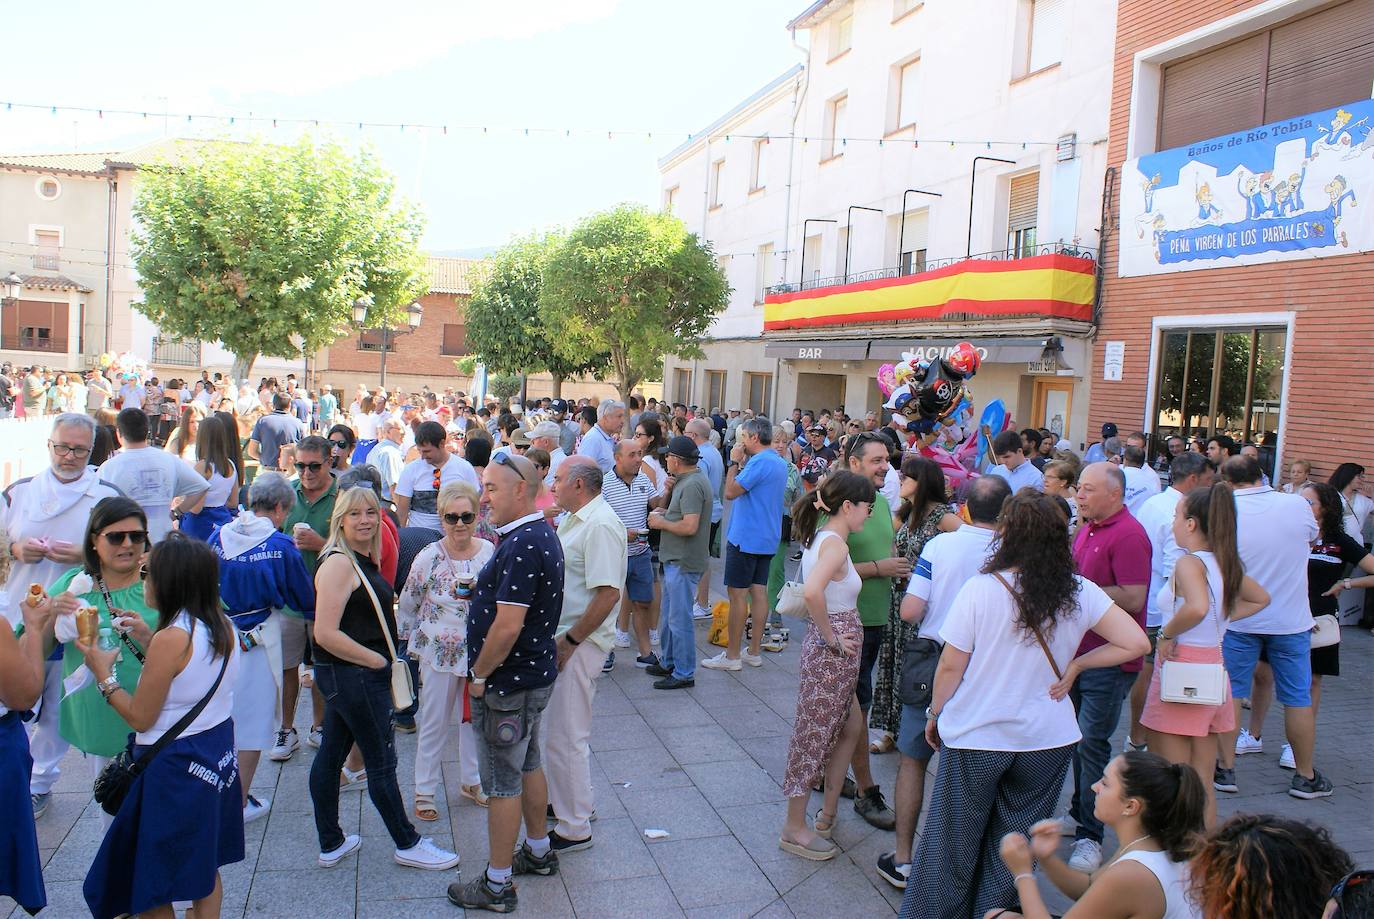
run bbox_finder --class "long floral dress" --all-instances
[397,539,495,674]
[869,502,952,737]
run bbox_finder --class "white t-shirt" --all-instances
[906,525,997,641]
[938,572,1113,751]
[395,455,480,530]
[881,465,901,509]
[1229,485,1318,634]
[99,446,211,543]
[119,383,144,411]
[1136,487,1185,628]
[1122,464,1162,515]
[1341,492,1373,542]
[355,412,381,440]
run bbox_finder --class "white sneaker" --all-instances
[1067,838,1103,872]
[306,725,323,749]
[650,629,660,646]
[614,629,632,649]
[1279,743,1296,770]
[1056,815,1077,836]
[319,834,361,868]
[340,766,369,792]
[1124,738,1148,754]
[394,836,460,870]
[741,651,764,668]
[243,794,271,825]
[1235,728,1264,756]
[268,728,299,762]
[692,604,712,620]
[700,652,742,672]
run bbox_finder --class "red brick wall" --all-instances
[1091,0,1374,484]
[322,292,467,379]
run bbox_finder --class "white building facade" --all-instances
[660,0,1117,447]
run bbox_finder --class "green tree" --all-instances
[541,204,729,412]
[464,232,608,399]
[488,373,523,403]
[131,137,428,381]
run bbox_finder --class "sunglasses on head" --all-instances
[443,511,478,526]
[295,461,325,472]
[493,451,531,483]
[101,530,148,546]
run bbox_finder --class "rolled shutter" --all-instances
[1264,0,1374,122]
[1158,34,1267,150]
[1009,173,1039,231]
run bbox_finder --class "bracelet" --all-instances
[1014,872,1035,883]
[1158,631,1174,642]
[564,632,581,646]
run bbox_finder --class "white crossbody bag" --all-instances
[341,550,416,711]
[1158,564,1227,706]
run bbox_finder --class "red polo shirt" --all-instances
[1072,505,1151,671]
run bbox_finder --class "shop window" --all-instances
[744,372,773,417]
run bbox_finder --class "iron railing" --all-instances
[18,334,66,352]
[30,254,60,271]
[767,241,1098,295]
[151,336,202,366]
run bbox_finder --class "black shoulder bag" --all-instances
[93,648,230,816]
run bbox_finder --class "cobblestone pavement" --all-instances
[7,600,1371,917]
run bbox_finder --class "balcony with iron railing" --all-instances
[16,332,67,352]
[151,336,202,366]
[30,253,61,271]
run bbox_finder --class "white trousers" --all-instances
[29,659,70,795]
[413,661,481,796]
[543,640,601,839]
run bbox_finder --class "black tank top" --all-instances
[315,552,397,665]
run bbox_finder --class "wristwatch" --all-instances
[470,675,487,686]
[924,706,939,721]
[1343,578,1353,591]
[97,675,121,700]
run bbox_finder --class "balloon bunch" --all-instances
[96,351,149,382]
[876,342,981,434]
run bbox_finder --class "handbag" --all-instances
[343,550,416,711]
[1310,614,1341,649]
[776,581,807,618]
[93,648,229,816]
[897,633,942,707]
[1158,565,1227,706]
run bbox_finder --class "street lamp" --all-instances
[352,298,422,389]
[1,271,21,306]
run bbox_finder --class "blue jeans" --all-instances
[309,662,419,853]
[661,564,703,680]
[1069,667,1137,843]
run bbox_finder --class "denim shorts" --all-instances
[896,703,935,761]
[471,684,554,798]
[1223,629,1312,707]
[626,551,654,603]
[724,542,772,588]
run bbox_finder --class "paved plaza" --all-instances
[7,601,1372,918]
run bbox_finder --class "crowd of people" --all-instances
[0,372,1370,918]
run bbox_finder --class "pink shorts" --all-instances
[1140,643,1236,738]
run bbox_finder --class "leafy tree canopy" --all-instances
[131,136,428,379]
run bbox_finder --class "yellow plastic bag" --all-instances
[707,600,731,647]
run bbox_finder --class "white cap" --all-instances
[529,421,561,441]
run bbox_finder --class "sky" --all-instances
[0,0,809,252]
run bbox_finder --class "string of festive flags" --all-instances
[0,99,1058,151]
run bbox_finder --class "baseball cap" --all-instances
[549,399,569,414]
[807,424,827,434]
[509,429,532,447]
[1101,422,1119,438]
[666,435,700,462]
[530,421,561,441]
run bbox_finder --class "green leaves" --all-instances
[131,136,427,375]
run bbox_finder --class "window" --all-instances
[835,227,849,277]
[891,57,921,132]
[672,368,693,406]
[7,302,67,352]
[1026,0,1065,73]
[1152,325,1287,475]
[829,12,853,60]
[744,372,773,417]
[20,327,53,350]
[717,254,732,285]
[34,176,61,200]
[893,0,921,20]
[705,370,726,411]
[1157,0,1374,151]
[802,234,823,288]
[1007,172,1039,257]
[663,185,679,213]
[823,93,848,160]
[357,330,397,352]
[895,208,929,275]
[32,229,60,271]
[709,159,725,208]
[749,138,768,192]
[755,242,775,302]
[441,323,467,356]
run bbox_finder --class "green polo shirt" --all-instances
[847,492,895,627]
[282,478,336,617]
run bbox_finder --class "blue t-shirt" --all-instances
[210,529,315,628]
[250,411,303,469]
[726,449,788,554]
[466,514,563,694]
[697,442,725,524]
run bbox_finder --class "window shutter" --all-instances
[1264,0,1374,122]
[1159,34,1268,150]
[1028,0,1066,72]
[1008,173,1039,231]
[441,323,467,355]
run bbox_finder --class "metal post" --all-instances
[966,156,1015,257]
[844,205,883,283]
[379,326,389,389]
[799,218,837,290]
[898,189,942,272]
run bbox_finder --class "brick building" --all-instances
[1090,0,1374,483]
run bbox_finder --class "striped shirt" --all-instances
[603,469,655,556]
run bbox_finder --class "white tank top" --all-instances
[1155,550,1227,647]
[1117,850,1202,919]
[136,611,239,745]
[203,465,237,507]
[355,412,380,439]
[800,530,862,613]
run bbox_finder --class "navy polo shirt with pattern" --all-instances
[466,511,564,695]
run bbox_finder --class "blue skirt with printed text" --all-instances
[351,438,378,464]
[0,713,45,915]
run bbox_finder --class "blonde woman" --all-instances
[308,487,458,871]
[398,481,494,820]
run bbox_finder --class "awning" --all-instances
[868,339,1044,363]
[763,340,870,361]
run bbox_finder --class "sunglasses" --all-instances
[295,461,326,472]
[493,451,531,483]
[328,439,348,450]
[443,511,478,526]
[101,530,149,546]
[1329,870,1373,916]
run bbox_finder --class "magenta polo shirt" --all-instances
[1072,505,1152,671]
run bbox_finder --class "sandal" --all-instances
[779,834,838,861]
[414,794,439,822]
[870,733,896,755]
[813,809,836,839]
[460,783,490,808]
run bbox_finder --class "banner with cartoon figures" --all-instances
[1119,98,1372,277]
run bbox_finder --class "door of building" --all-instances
[1031,378,1074,442]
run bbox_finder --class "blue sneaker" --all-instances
[601,652,615,673]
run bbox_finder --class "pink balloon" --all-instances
[876,363,897,398]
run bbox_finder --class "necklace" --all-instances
[1105,833,1155,869]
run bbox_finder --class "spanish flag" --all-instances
[763,253,1095,331]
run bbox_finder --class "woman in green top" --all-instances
[47,497,157,773]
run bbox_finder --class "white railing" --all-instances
[0,417,58,490]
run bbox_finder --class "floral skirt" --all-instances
[782,609,862,797]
